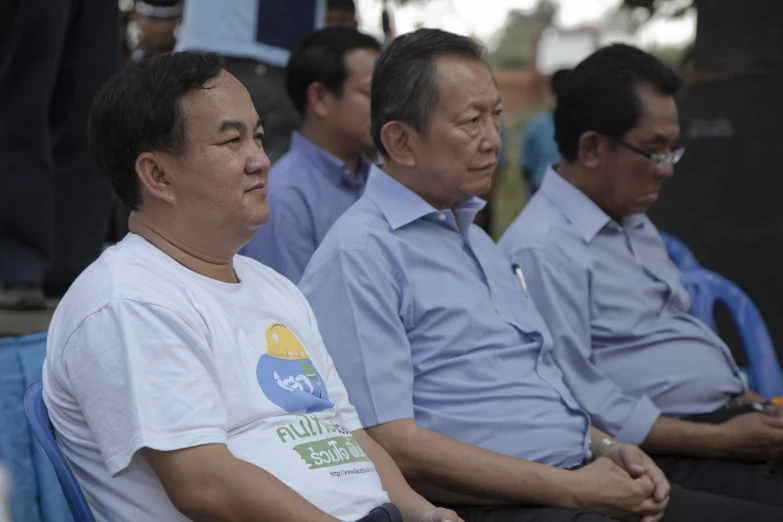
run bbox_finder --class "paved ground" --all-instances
[0,299,58,338]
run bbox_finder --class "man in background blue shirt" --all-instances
[501,44,783,509]
[242,27,380,283]
[300,28,783,522]
[519,69,570,195]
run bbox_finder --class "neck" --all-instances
[128,211,239,283]
[299,120,362,175]
[382,162,462,211]
[556,162,620,222]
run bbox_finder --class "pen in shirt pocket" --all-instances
[511,263,529,297]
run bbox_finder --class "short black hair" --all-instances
[328,0,355,11]
[550,68,571,98]
[286,26,380,115]
[371,28,486,157]
[88,51,223,210]
[554,44,681,162]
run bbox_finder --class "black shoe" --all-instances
[0,283,46,311]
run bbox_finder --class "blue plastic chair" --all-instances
[679,268,783,398]
[23,379,96,522]
[659,231,700,269]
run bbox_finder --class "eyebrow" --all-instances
[647,133,679,146]
[218,117,263,134]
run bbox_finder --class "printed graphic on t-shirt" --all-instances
[276,415,372,470]
[256,323,334,413]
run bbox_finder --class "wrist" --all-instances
[700,423,730,458]
[591,436,619,460]
[551,468,589,512]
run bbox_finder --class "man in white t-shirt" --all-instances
[42,51,461,522]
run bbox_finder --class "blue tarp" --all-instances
[0,333,72,522]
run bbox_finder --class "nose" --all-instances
[247,143,271,174]
[481,121,502,154]
[658,162,675,179]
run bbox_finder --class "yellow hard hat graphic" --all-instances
[265,323,309,360]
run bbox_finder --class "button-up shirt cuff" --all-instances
[739,370,749,391]
[614,396,661,447]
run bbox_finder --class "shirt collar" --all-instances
[540,167,647,242]
[364,166,486,231]
[290,131,370,189]
[539,166,612,242]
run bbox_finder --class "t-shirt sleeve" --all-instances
[57,299,228,476]
[299,249,415,429]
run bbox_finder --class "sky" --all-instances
[355,0,697,50]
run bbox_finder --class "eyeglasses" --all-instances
[616,139,685,169]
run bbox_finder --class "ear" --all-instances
[379,121,417,168]
[135,152,176,205]
[576,130,604,170]
[305,82,333,119]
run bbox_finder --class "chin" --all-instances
[474,176,494,197]
[246,209,270,230]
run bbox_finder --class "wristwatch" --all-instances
[593,437,618,459]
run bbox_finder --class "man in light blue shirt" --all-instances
[501,44,783,508]
[242,27,380,282]
[519,69,570,194]
[299,28,783,522]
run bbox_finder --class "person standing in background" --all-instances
[0,0,120,309]
[519,68,570,195]
[125,0,182,64]
[175,0,326,164]
[327,0,359,28]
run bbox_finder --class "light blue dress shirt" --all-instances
[242,132,370,283]
[519,112,560,193]
[499,168,746,446]
[299,166,591,469]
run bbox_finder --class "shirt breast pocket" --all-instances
[496,271,550,341]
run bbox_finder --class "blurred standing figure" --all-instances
[327,0,359,28]
[519,68,571,195]
[0,0,120,309]
[175,0,326,164]
[126,0,182,64]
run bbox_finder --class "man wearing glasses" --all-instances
[500,44,783,506]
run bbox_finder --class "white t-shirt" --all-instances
[43,233,389,522]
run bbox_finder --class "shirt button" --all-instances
[538,355,544,365]
[438,213,447,221]
[489,280,496,291]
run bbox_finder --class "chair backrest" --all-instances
[679,268,783,398]
[23,380,96,522]
[659,231,700,269]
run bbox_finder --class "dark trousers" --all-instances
[653,405,783,508]
[0,0,119,286]
[446,484,783,521]
[220,56,300,165]
[356,503,404,522]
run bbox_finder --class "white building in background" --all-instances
[535,26,597,74]
[536,7,644,75]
